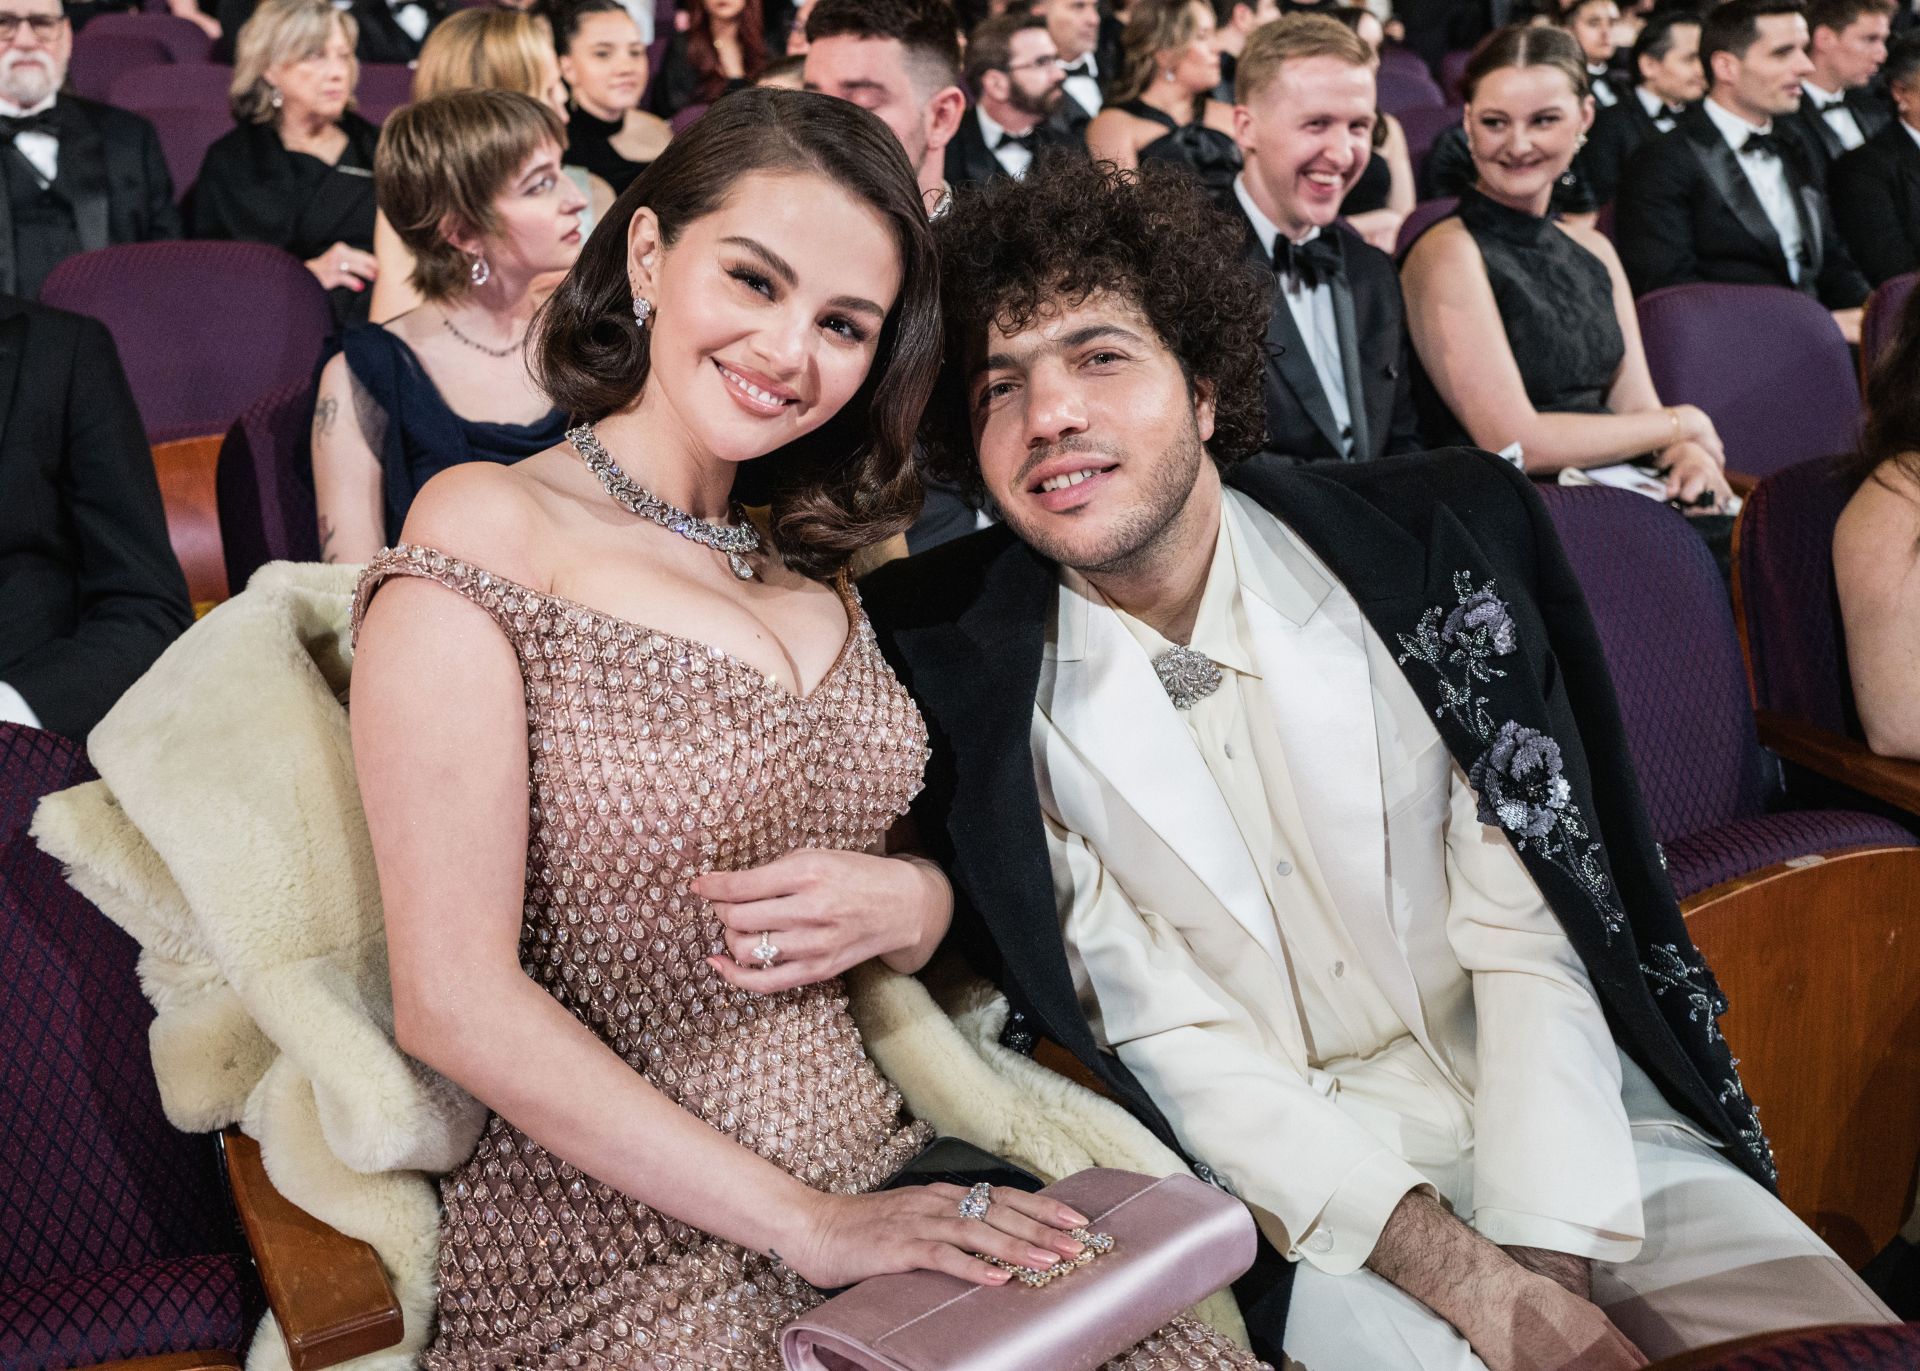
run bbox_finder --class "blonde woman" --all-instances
[1084,0,1240,196]
[188,0,378,324]
[311,90,586,564]
[367,7,614,322]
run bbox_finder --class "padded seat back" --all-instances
[216,379,320,593]
[1861,271,1916,384]
[79,12,213,62]
[67,30,173,99]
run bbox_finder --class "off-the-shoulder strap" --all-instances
[350,543,529,650]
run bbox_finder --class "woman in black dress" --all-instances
[555,0,672,191]
[654,0,764,116]
[1401,25,1732,514]
[310,90,586,562]
[1085,0,1241,200]
[189,0,380,325]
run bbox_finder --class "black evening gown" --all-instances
[564,106,651,194]
[337,324,569,541]
[1114,99,1243,203]
[187,112,380,326]
[1339,136,1394,217]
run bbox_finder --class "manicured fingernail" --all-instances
[988,1268,1011,1282]
[1061,1208,1089,1226]
[1054,1238,1084,1256]
[1026,1249,1058,1266]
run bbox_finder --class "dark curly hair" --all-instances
[921,159,1270,502]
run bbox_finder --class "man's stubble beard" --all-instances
[1000,408,1212,581]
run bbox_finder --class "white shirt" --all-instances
[1704,95,1807,284]
[1588,63,1619,107]
[1062,50,1102,117]
[0,92,59,185]
[0,683,40,729]
[1802,80,1867,152]
[975,106,1034,180]
[1636,84,1680,133]
[1906,118,1920,154]
[1234,174,1354,456]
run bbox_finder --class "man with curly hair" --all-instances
[862,159,1894,1369]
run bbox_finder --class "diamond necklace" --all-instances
[569,423,763,580]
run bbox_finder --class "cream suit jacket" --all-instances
[1031,491,1678,1276]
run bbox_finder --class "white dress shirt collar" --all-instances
[1801,79,1841,110]
[0,91,56,118]
[1232,172,1318,260]
[975,104,1035,178]
[1906,119,1920,153]
[1704,92,1772,146]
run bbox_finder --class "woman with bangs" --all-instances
[188,0,380,324]
[367,7,617,322]
[311,90,585,565]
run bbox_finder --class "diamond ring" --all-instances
[752,933,779,968]
[957,1182,992,1221]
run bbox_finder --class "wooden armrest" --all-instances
[1032,1037,1117,1101]
[1726,469,1758,499]
[92,1354,244,1371]
[219,1128,405,1371]
[1755,710,1920,819]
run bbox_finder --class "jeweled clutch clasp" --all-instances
[982,1227,1116,1288]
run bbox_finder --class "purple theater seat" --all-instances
[1636,283,1862,479]
[1378,43,1429,83]
[216,379,320,592]
[143,105,235,204]
[669,101,709,134]
[1378,63,1447,115]
[1398,102,1461,182]
[1654,1322,1920,1370]
[1734,455,1860,737]
[1440,47,1472,100]
[356,61,415,123]
[0,724,260,1371]
[1535,485,1911,899]
[1862,272,1916,383]
[40,241,331,444]
[67,30,173,100]
[108,61,236,112]
[79,11,212,63]
[1395,195,1456,258]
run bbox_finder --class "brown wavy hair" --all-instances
[1112,0,1209,104]
[1461,22,1590,103]
[1848,284,1920,497]
[921,158,1269,502]
[533,88,941,578]
[685,0,768,103]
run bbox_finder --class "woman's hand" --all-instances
[1657,440,1734,514]
[306,242,378,293]
[778,1184,1092,1290]
[698,849,952,992]
[1669,404,1726,467]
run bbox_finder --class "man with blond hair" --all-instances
[1230,14,1420,467]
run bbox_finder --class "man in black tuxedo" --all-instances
[1581,8,1706,204]
[341,0,452,64]
[1033,0,1113,128]
[945,13,1084,187]
[1208,0,1280,102]
[1229,15,1420,466]
[1831,29,1920,281]
[0,0,178,299]
[1615,0,1870,337]
[1786,0,1894,181]
[0,294,190,739]
[862,153,1892,1371]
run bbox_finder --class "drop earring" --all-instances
[632,296,653,326]
[470,254,490,286]
[267,84,283,109]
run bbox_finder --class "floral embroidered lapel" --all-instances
[1232,450,1775,1187]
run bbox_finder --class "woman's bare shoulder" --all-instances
[397,449,575,585]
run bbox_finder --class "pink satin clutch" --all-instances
[779,1168,1257,1371]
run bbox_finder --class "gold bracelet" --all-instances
[1663,406,1681,446]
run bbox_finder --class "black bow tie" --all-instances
[0,110,57,140]
[994,128,1037,153]
[1273,233,1343,289]
[1742,129,1783,158]
[1061,61,1092,78]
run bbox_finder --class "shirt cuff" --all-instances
[0,682,41,729]
[1276,1147,1433,1275]
[1472,1208,1643,1264]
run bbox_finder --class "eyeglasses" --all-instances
[0,12,67,39]
[1005,54,1065,72]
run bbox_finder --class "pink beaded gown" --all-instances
[353,544,1270,1371]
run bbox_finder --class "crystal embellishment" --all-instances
[983,1228,1117,1287]
[1152,644,1224,711]
[570,422,762,580]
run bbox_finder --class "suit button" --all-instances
[1305,1229,1335,1254]
[1275,859,1294,877]
[1330,959,1346,979]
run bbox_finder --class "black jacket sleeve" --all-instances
[7,315,192,739]
[1812,188,1872,309]
[1829,145,1916,287]
[1614,138,1698,295]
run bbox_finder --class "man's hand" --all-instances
[1365,1192,1644,1371]
[1506,1245,1593,1300]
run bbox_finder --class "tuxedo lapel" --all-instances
[0,303,24,448]
[51,99,110,253]
[950,110,1005,187]
[1045,572,1290,971]
[1244,226,1344,456]
[0,145,17,296]
[1328,269,1369,461]
[1683,114,1792,279]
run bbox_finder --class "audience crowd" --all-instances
[5,0,1920,1363]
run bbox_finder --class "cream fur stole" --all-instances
[31,561,1248,1369]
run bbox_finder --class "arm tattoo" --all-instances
[313,395,339,442]
[318,514,339,564]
